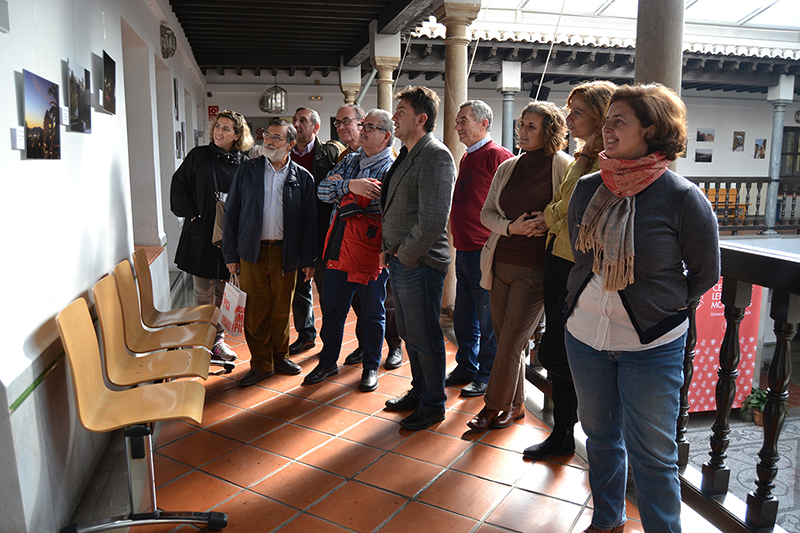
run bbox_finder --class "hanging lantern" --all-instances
[160,24,177,59]
[259,83,287,114]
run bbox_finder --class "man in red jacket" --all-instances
[447,100,513,397]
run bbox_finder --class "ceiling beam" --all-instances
[344,0,432,67]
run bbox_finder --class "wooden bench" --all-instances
[55,298,227,532]
[94,275,211,387]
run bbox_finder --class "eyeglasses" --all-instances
[264,133,287,142]
[358,123,389,134]
[334,117,360,128]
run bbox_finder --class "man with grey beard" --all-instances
[223,119,317,387]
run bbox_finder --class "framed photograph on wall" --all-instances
[102,51,116,114]
[754,138,767,159]
[732,131,745,152]
[695,149,713,163]
[696,128,715,142]
[23,69,61,159]
[173,77,179,120]
[68,61,91,133]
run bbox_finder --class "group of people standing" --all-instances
[170,79,720,533]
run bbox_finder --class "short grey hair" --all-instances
[294,106,320,127]
[366,108,394,147]
[270,119,297,143]
[459,100,493,132]
[336,104,366,120]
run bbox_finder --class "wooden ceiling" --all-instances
[169,0,800,95]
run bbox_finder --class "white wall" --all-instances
[0,1,206,530]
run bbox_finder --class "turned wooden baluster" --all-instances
[745,291,799,530]
[677,300,699,467]
[701,278,752,495]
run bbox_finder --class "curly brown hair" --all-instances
[517,101,568,157]
[208,109,254,153]
[608,84,687,160]
[566,80,617,150]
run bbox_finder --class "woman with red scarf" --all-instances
[564,84,719,533]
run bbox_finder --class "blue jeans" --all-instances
[452,250,496,383]
[566,330,685,533]
[318,267,387,371]
[389,257,447,412]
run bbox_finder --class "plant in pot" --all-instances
[742,387,789,426]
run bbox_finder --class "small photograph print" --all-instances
[732,131,745,152]
[696,128,715,142]
[754,138,767,159]
[103,51,116,114]
[24,69,61,159]
[68,61,91,133]
[173,78,179,120]
[695,149,713,163]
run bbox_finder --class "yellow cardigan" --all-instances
[543,154,601,263]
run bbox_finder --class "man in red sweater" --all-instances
[447,100,513,397]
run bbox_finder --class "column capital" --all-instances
[371,56,400,72]
[433,1,480,44]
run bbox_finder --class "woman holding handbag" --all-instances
[170,109,254,361]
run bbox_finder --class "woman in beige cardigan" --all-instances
[468,101,571,431]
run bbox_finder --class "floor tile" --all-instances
[209,383,279,409]
[447,394,488,415]
[201,374,241,397]
[213,489,298,532]
[292,404,368,435]
[157,429,242,468]
[330,389,396,415]
[285,380,354,404]
[206,410,283,443]
[153,452,192,487]
[274,513,351,532]
[356,452,444,497]
[432,409,483,439]
[339,416,411,451]
[480,423,550,455]
[156,420,200,448]
[453,443,532,485]
[516,461,591,506]
[378,501,476,532]
[475,523,516,533]
[417,470,510,520]
[249,393,322,422]
[393,430,473,467]
[487,487,584,533]
[186,398,243,428]
[250,423,331,459]
[200,445,289,488]
[327,364,364,388]
[299,437,384,477]
[250,462,344,509]
[154,470,241,513]
[374,373,414,396]
[262,372,309,393]
[307,481,405,533]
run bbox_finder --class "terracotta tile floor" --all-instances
[141,297,722,533]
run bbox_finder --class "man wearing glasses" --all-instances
[304,109,396,392]
[223,120,317,387]
[333,104,365,159]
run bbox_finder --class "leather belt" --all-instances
[260,240,283,246]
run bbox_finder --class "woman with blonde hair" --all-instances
[566,84,719,533]
[171,110,254,361]
[467,101,571,431]
[524,80,617,460]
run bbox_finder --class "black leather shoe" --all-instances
[239,368,274,387]
[274,358,302,375]
[303,363,338,385]
[384,347,403,369]
[384,389,419,412]
[359,369,379,392]
[344,347,364,364]
[460,380,487,397]
[445,370,473,387]
[400,408,445,430]
[523,428,576,459]
[289,337,316,355]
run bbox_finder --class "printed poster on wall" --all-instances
[689,279,763,413]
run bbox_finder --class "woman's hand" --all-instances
[507,212,546,237]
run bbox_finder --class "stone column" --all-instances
[433,0,480,315]
[763,75,795,233]
[369,21,401,112]
[339,63,362,105]
[497,61,522,151]
[634,0,684,92]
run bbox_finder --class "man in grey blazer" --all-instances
[380,86,457,430]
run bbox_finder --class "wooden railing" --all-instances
[526,242,799,532]
[687,177,799,233]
